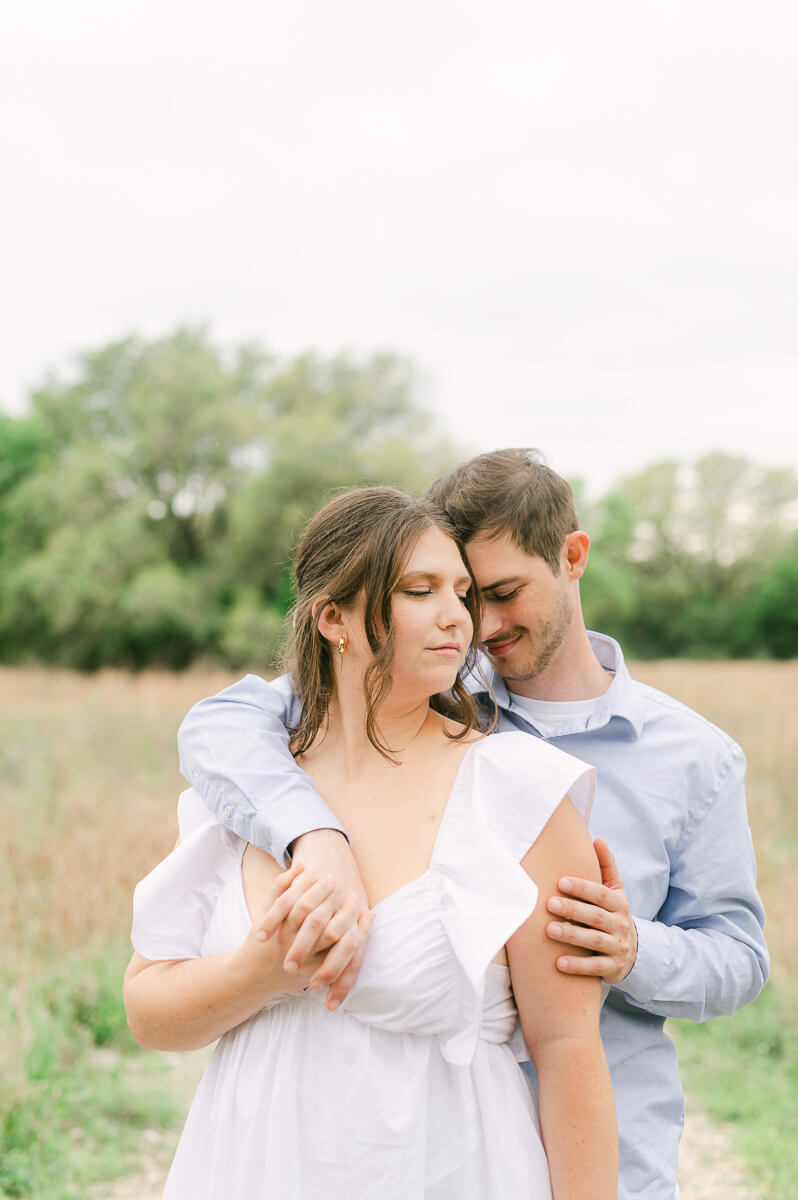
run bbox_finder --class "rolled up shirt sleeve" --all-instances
[617,742,769,1020]
[177,673,347,865]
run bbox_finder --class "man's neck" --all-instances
[506,627,612,703]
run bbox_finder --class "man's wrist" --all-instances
[287,826,350,862]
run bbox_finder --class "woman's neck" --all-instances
[306,685,436,779]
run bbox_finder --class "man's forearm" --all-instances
[617,917,768,1020]
[619,744,768,1020]
[177,673,346,862]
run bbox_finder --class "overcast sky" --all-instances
[2,1,796,496]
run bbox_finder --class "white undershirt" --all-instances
[508,691,606,738]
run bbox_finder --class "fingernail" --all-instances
[560,878,573,892]
[557,957,569,970]
[548,897,563,913]
[284,960,297,973]
[549,923,563,938]
[328,998,339,1011]
[256,930,268,942]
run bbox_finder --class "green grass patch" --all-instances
[669,981,798,1192]
[0,942,184,1200]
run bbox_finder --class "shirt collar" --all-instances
[468,631,646,739]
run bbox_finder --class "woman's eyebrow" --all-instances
[397,570,472,588]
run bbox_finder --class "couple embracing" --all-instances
[125,448,767,1199]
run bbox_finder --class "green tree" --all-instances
[584,454,798,658]
[0,329,466,668]
[214,352,459,606]
[743,539,798,658]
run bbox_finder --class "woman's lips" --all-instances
[427,644,462,657]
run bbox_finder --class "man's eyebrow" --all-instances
[479,576,524,592]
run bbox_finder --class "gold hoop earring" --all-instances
[338,636,346,656]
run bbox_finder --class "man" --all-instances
[177,448,767,1199]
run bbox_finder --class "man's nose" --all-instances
[479,601,503,641]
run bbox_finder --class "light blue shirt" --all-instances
[177,633,768,1200]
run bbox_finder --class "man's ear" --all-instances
[315,599,346,646]
[563,531,590,580]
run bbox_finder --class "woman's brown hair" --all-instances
[283,486,488,760]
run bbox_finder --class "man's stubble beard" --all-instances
[493,591,572,684]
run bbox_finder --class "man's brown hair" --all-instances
[425,448,579,573]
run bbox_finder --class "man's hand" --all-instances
[545,837,638,984]
[256,829,372,1010]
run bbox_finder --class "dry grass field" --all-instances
[3,660,794,999]
[632,659,797,1007]
[2,667,234,967]
[1,660,795,1196]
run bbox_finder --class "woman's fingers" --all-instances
[255,866,335,943]
[314,909,376,1007]
[316,893,361,949]
[282,887,367,971]
[252,864,376,999]
[281,887,341,972]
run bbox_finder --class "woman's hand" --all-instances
[246,857,375,1007]
[254,831,374,1010]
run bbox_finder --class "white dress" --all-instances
[131,731,594,1200]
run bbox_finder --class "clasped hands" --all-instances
[251,830,374,1011]
[255,832,637,1009]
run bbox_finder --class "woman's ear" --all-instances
[315,599,346,647]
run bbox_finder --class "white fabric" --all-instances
[131,732,594,1199]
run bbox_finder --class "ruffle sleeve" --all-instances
[131,788,247,962]
[435,732,595,1064]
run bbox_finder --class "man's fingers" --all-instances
[548,912,637,984]
[593,838,624,891]
[547,918,612,954]
[556,874,616,905]
[547,893,618,930]
[555,953,614,977]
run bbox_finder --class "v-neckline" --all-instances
[367,736,484,913]
[236,736,487,925]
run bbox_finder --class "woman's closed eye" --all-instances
[404,588,471,604]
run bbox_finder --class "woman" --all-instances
[124,487,617,1199]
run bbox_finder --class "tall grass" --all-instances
[633,661,798,1192]
[1,667,232,1199]
[633,660,797,1013]
[1,662,795,1195]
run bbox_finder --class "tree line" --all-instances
[0,328,795,671]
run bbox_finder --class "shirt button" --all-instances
[223,806,233,820]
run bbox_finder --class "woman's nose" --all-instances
[440,591,469,628]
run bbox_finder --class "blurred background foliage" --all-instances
[1,325,796,670]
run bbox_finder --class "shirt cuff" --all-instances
[252,807,349,868]
[615,918,673,1006]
